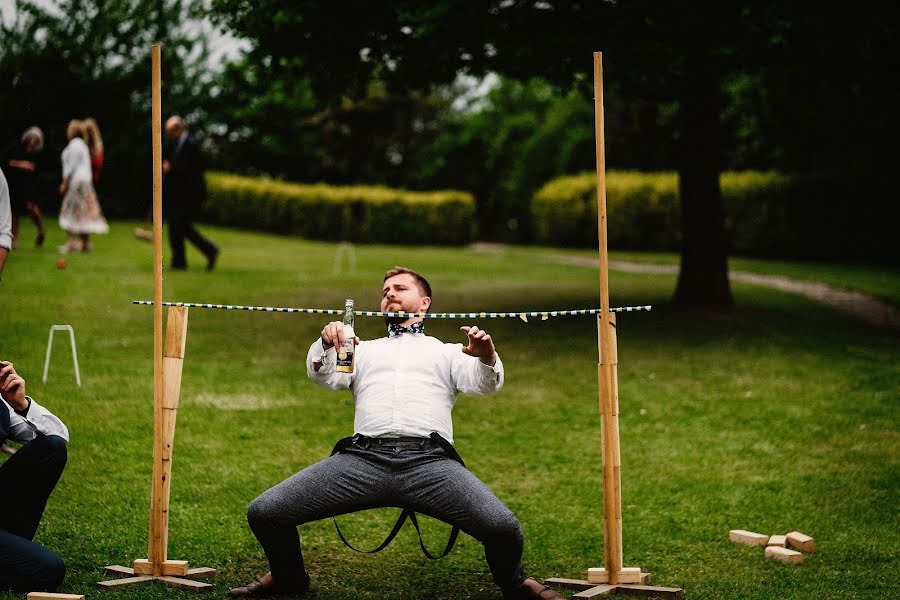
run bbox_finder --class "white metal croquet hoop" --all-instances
[42,324,81,386]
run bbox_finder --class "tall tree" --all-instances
[211,0,898,305]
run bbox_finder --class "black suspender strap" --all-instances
[329,433,463,559]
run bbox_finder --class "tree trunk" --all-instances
[673,46,734,306]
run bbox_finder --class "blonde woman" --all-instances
[58,120,108,253]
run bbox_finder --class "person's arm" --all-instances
[451,325,505,394]
[306,321,357,390]
[0,361,69,443]
[0,167,11,277]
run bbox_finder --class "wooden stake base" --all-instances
[546,575,683,599]
[98,563,216,593]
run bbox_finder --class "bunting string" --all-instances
[133,301,651,322]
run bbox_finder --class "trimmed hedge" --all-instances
[204,172,477,245]
[532,170,895,261]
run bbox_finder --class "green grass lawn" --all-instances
[1,222,898,599]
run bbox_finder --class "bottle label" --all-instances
[336,324,355,372]
[336,346,354,372]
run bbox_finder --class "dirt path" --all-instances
[471,244,899,330]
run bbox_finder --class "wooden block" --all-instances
[587,567,642,584]
[640,572,652,584]
[27,594,86,600]
[158,575,215,592]
[573,584,616,598]
[765,546,804,564]
[186,567,218,577]
[615,584,684,599]
[786,531,816,553]
[729,529,769,546]
[96,575,156,588]
[133,558,154,574]
[768,534,787,547]
[162,560,190,576]
[544,578,596,591]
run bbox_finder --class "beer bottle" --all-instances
[336,298,355,373]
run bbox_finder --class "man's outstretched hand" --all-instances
[0,361,28,411]
[460,326,496,366]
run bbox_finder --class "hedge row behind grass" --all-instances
[532,170,896,261]
[205,172,477,245]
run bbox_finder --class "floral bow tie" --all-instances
[387,321,425,338]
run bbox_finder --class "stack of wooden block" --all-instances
[729,529,816,564]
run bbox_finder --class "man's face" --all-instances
[381,273,430,323]
[165,121,182,140]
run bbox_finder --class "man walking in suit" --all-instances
[163,116,219,271]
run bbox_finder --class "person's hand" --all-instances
[460,326,496,366]
[162,159,171,174]
[0,361,28,412]
[8,159,35,172]
[58,181,68,196]
[320,321,359,350]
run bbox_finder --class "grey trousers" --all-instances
[247,436,526,595]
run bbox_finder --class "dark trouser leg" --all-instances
[398,455,526,595]
[0,435,68,539]
[184,224,217,260]
[0,435,68,592]
[246,453,393,592]
[0,529,65,592]
[168,216,187,268]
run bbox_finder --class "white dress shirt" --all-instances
[2,395,70,445]
[307,331,504,444]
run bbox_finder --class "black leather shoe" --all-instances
[228,571,310,598]
[511,577,565,600]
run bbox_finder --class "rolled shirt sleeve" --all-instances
[4,396,70,444]
[450,346,504,395]
[306,337,353,391]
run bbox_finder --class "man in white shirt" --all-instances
[0,360,70,592]
[230,268,563,600]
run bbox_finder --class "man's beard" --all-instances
[383,314,404,325]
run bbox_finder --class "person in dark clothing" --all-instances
[0,360,69,593]
[163,116,219,271]
[3,127,47,249]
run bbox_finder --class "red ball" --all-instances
[56,258,67,269]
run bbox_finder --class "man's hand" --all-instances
[0,361,28,412]
[320,321,359,350]
[460,326,496,366]
[162,159,171,174]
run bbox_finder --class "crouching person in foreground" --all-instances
[0,360,69,592]
[230,267,563,599]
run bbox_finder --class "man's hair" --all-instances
[383,266,432,305]
[21,127,44,152]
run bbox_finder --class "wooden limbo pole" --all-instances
[545,53,683,599]
[98,44,215,593]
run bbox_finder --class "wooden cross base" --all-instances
[98,562,217,593]
[546,575,683,599]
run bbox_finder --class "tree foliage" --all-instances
[0,0,214,216]
[209,0,899,303]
